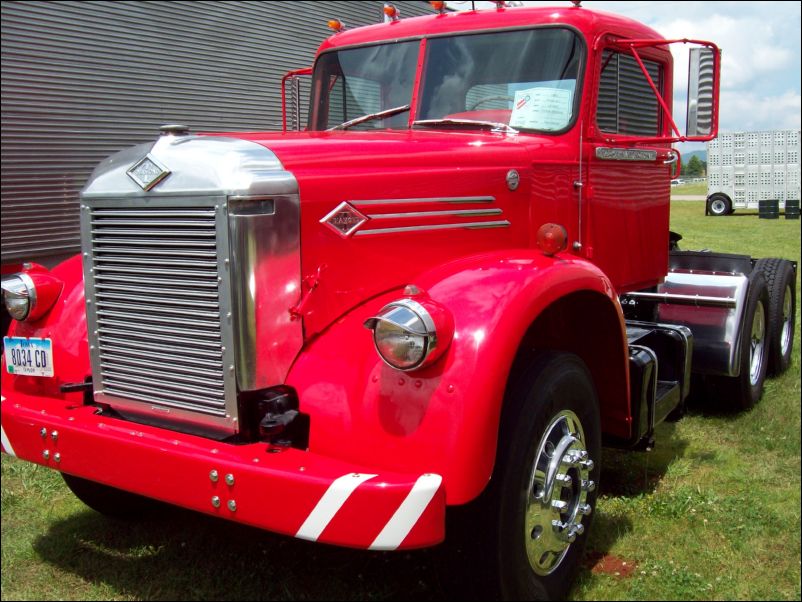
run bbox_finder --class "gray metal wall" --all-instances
[1,0,433,263]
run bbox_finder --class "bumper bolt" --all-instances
[54,453,61,463]
[51,430,58,442]
[209,470,219,483]
[40,428,47,438]
[42,450,50,460]
[225,473,235,486]
[211,496,221,508]
[227,500,237,512]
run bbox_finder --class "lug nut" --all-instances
[580,459,595,471]
[578,503,592,516]
[581,479,596,492]
[555,473,573,487]
[551,499,568,512]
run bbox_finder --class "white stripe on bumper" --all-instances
[369,473,443,550]
[295,472,377,541]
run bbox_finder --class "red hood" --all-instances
[203,129,558,338]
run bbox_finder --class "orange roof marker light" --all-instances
[429,1,446,13]
[384,3,400,22]
[492,1,507,9]
[327,19,344,33]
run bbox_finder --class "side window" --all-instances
[597,50,662,136]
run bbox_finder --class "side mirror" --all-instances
[686,47,717,137]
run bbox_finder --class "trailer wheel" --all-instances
[490,353,600,600]
[707,194,732,216]
[62,473,158,518]
[708,271,770,410]
[754,258,796,375]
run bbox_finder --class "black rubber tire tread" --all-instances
[707,194,732,216]
[706,271,770,410]
[489,352,601,601]
[754,258,796,375]
[62,473,159,518]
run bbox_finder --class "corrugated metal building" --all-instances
[1,0,433,265]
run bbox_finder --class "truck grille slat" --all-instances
[98,317,221,341]
[103,386,226,416]
[94,256,219,269]
[101,360,226,388]
[100,337,222,361]
[96,291,219,310]
[95,282,219,300]
[86,202,234,426]
[98,327,223,350]
[100,348,223,377]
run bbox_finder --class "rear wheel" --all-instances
[707,194,732,216]
[754,258,796,375]
[707,271,770,410]
[62,473,158,518]
[490,353,601,600]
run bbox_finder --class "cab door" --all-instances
[585,47,675,293]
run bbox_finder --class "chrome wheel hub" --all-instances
[749,299,766,386]
[711,199,726,214]
[781,285,792,356]
[525,410,594,576]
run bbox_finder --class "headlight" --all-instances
[1,269,63,322]
[1,274,35,320]
[364,297,454,372]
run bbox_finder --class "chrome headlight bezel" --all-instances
[1,273,36,321]
[364,297,453,372]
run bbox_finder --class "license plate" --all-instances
[3,337,54,377]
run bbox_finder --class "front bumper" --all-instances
[0,390,445,550]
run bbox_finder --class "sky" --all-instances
[447,1,802,152]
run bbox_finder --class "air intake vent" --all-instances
[81,198,239,434]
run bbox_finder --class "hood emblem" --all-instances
[127,153,171,191]
[321,202,368,238]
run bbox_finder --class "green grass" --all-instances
[2,201,800,601]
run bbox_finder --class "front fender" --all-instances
[287,250,622,505]
[4,255,90,400]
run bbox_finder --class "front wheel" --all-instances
[491,353,601,600]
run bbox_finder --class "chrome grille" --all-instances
[88,206,228,417]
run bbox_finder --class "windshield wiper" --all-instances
[328,104,411,131]
[413,118,519,135]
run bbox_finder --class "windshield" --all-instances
[309,27,582,133]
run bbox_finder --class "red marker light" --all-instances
[536,223,569,257]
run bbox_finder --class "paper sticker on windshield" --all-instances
[510,87,573,131]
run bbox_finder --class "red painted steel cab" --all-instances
[2,4,730,599]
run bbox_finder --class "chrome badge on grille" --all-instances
[321,202,368,237]
[127,154,171,191]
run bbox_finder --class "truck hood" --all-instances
[216,129,537,337]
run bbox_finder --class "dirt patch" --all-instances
[584,551,637,578]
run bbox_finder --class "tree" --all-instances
[686,155,703,177]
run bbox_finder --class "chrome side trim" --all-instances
[366,208,502,219]
[354,220,511,236]
[350,196,495,206]
[623,292,736,308]
[595,148,658,162]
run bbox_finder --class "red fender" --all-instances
[287,250,628,505]
[4,255,90,401]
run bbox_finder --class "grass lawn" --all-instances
[671,181,708,196]
[2,201,800,601]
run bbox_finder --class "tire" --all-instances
[707,271,770,410]
[754,258,796,375]
[489,353,601,600]
[62,473,158,518]
[707,194,732,216]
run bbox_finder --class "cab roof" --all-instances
[317,5,664,55]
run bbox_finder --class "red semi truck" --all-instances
[1,3,797,599]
